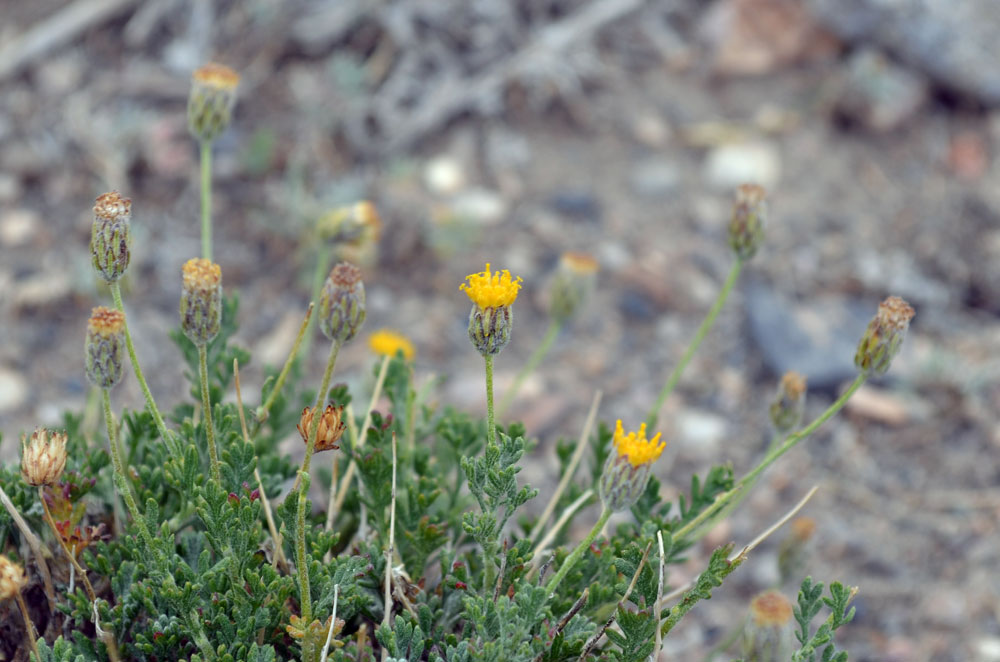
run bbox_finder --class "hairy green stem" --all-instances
[545,506,611,596]
[674,374,867,542]
[200,140,213,261]
[646,259,743,429]
[485,355,496,445]
[109,281,174,457]
[198,345,222,483]
[296,338,342,623]
[498,320,561,416]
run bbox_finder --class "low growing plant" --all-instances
[0,64,916,662]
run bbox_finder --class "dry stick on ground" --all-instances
[579,541,653,661]
[0,483,56,611]
[233,359,287,570]
[529,390,602,545]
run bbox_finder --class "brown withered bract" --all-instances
[297,404,346,452]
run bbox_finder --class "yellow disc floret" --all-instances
[613,419,665,468]
[460,263,522,309]
[369,329,416,361]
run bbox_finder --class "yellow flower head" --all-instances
[460,263,522,309]
[192,62,240,91]
[369,329,416,361]
[612,420,665,468]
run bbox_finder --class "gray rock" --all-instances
[629,157,682,198]
[836,48,928,131]
[805,0,1000,104]
[744,279,873,390]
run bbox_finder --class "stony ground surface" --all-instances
[1,1,999,660]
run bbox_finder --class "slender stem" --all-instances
[485,355,496,445]
[497,320,561,416]
[0,484,55,611]
[200,140,213,261]
[673,374,867,542]
[254,303,314,430]
[328,356,392,528]
[109,282,174,456]
[197,345,222,483]
[545,506,611,596]
[14,592,40,661]
[381,433,398,660]
[296,338,342,624]
[530,489,594,572]
[102,389,147,536]
[646,259,743,429]
[39,488,98,605]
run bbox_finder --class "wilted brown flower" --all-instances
[20,428,68,487]
[297,404,346,453]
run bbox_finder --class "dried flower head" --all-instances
[769,371,807,435]
[728,184,767,260]
[21,428,68,487]
[298,404,346,453]
[369,329,416,361]
[599,420,666,512]
[188,63,240,143]
[548,252,598,323]
[85,306,127,389]
[90,191,132,282]
[180,258,223,346]
[461,263,522,357]
[742,590,795,662]
[0,555,27,601]
[319,263,367,343]
[854,296,915,376]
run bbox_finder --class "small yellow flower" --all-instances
[460,263,522,309]
[369,329,415,361]
[612,420,665,468]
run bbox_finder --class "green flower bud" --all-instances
[319,262,366,343]
[85,306,126,389]
[548,252,598,324]
[769,371,806,435]
[180,258,223,346]
[854,296,915,376]
[90,191,132,282]
[728,184,766,260]
[187,63,240,144]
[741,590,795,662]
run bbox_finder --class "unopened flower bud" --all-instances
[728,184,766,260]
[769,371,806,435]
[854,296,915,376]
[180,258,223,346]
[741,590,795,662]
[778,516,816,583]
[0,555,27,601]
[599,420,666,512]
[461,263,522,357]
[85,306,127,389]
[548,252,598,324]
[20,428,68,487]
[369,329,416,361]
[90,191,132,282]
[319,262,366,343]
[297,404,346,453]
[187,63,240,143]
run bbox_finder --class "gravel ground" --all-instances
[1,1,999,660]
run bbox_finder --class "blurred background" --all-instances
[1,0,999,659]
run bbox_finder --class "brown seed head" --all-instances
[319,263,366,343]
[0,555,27,601]
[854,295,915,376]
[20,428,68,487]
[749,590,794,627]
[329,262,362,288]
[86,306,127,389]
[87,306,126,337]
[90,191,132,282]
[93,191,132,222]
[192,63,241,90]
[180,258,223,346]
[297,404,346,453]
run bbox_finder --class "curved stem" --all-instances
[198,345,221,483]
[200,140,213,261]
[39,488,98,605]
[109,282,174,458]
[14,592,40,661]
[296,338,342,624]
[497,320,561,417]
[485,355,496,446]
[646,259,743,429]
[545,506,611,596]
[673,374,867,542]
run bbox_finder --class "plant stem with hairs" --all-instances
[200,141,213,260]
[544,506,611,596]
[198,345,221,483]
